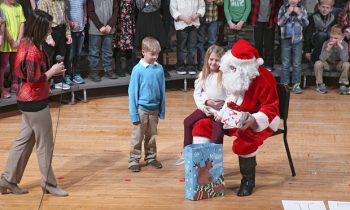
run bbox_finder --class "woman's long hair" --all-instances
[23,10,53,48]
[198,45,225,88]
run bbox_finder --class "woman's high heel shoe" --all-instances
[41,184,68,197]
[0,176,28,195]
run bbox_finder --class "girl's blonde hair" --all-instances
[198,45,225,87]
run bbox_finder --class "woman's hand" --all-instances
[45,62,66,79]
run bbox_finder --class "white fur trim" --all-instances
[193,136,211,144]
[252,112,269,132]
[269,116,281,132]
[240,149,259,158]
[230,53,262,66]
[257,58,264,66]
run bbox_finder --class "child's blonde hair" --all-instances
[141,36,161,53]
[318,0,334,6]
[198,45,225,87]
[330,24,344,36]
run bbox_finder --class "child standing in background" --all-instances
[176,45,226,166]
[170,0,205,75]
[66,0,87,85]
[224,0,251,48]
[114,0,136,77]
[128,37,165,172]
[0,0,25,98]
[197,0,223,71]
[250,0,282,71]
[278,0,309,94]
[38,0,72,90]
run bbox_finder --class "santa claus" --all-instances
[191,39,280,196]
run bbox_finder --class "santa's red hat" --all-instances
[230,39,264,66]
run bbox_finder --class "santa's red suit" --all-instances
[192,40,280,157]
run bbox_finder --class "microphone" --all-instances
[55,55,64,63]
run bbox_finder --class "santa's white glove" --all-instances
[240,112,257,130]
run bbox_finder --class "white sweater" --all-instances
[170,0,206,30]
[193,73,226,112]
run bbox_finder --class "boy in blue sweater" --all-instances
[128,36,166,172]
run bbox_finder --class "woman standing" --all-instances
[0,10,68,196]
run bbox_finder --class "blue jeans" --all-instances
[88,34,113,72]
[197,21,218,65]
[280,39,303,85]
[176,26,197,66]
[68,31,84,76]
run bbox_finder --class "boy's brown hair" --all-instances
[141,37,161,53]
[318,0,334,6]
[330,24,344,36]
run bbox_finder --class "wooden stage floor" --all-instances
[0,87,349,210]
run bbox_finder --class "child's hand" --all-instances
[202,106,213,117]
[337,39,344,50]
[183,16,192,25]
[287,6,294,15]
[12,40,20,48]
[99,26,107,33]
[191,14,200,21]
[66,36,72,45]
[133,121,140,125]
[214,114,222,122]
[326,41,334,51]
[228,21,235,30]
[47,39,55,47]
[207,99,224,110]
[235,21,244,30]
[293,7,301,16]
[305,53,311,62]
[105,25,112,34]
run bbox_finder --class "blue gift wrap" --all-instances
[184,143,225,201]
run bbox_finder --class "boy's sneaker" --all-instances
[187,65,197,75]
[1,90,11,98]
[105,70,118,79]
[176,65,187,75]
[54,82,70,90]
[89,71,101,82]
[73,74,85,84]
[316,83,328,94]
[65,75,73,86]
[128,164,141,172]
[175,152,184,166]
[292,83,302,94]
[146,160,163,169]
[339,85,347,95]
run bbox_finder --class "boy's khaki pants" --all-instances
[128,109,159,168]
[314,60,350,85]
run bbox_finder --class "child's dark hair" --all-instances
[24,10,53,48]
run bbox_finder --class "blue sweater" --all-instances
[128,60,166,123]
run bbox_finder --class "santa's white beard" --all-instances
[222,66,259,95]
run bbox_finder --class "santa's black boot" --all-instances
[237,156,257,196]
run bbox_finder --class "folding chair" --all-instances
[271,84,296,176]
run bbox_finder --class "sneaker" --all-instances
[187,65,197,75]
[175,152,184,166]
[1,90,11,98]
[176,65,187,75]
[117,72,127,77]
[54,82,70,90]
[316,83,328,94]
[73,74,85,84]
[65,75,73,86]
[89,71,101,82]
[292,83,303,94]
[128,164,141,172]
[105,70,118,79]
[265,65,273,72]
[339,85,347,95]
[11,83,19,93]
[146,160,163,169]
[347,87,350,95]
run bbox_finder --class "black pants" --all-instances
[254,22,275,67]
[43,25,68,83]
